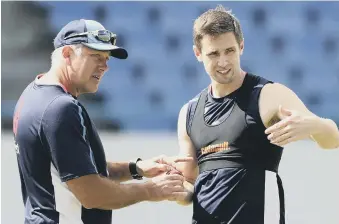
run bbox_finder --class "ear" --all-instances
[62,46,72,65]
[193,45,203,62]
[239,40,244,56]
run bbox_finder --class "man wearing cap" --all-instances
[13,19,190,224]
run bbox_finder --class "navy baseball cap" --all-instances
[54,19,128,59]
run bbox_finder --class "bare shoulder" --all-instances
[177,102,196,155]
[260,82,310,109]
[178,103,189,121]
[259,82,313,127]
[261,82,297,97]
[178,103,189,138]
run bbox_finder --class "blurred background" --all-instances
[1,1,338,131]
[1,1,339,224]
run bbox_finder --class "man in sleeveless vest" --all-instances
[172,5,339,224]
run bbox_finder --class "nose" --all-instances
[99,61,109,73]
[217,55,230,68]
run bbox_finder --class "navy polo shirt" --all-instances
[13,75,112,224]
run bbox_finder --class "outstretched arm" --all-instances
[107,155,193,182]
[260,83,339,149]
[44,97,188,210]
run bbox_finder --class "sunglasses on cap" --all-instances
[64,30,117,45]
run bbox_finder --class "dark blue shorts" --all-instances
[191,168,285,224]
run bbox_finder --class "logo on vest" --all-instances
[201,141,230,155]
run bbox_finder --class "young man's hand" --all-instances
[265,105,319,147]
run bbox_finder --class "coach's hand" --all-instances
[265,105,317,147]
[146,173,189,202]
[136,155,193,178]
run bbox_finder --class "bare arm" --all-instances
[43,97,189,209]
[67,174,148,210]
[106,162,134,182]
[66,173,186,210]
[260,83,339,149]
[175,103,199,205]
[107,156,193,182]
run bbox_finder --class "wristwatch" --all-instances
[129,158,143,180]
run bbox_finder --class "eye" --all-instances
[91,54,107,62]
[226,48,235,54]
[90,54,99,59]
[208,52,219,57]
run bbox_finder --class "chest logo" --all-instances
[201,141,230,155]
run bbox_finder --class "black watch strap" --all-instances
[129,158,143,180]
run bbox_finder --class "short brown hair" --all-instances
[193,5,243,50]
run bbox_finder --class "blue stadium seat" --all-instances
[30,1,339,129]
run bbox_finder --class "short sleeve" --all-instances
[42,96,98,182]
